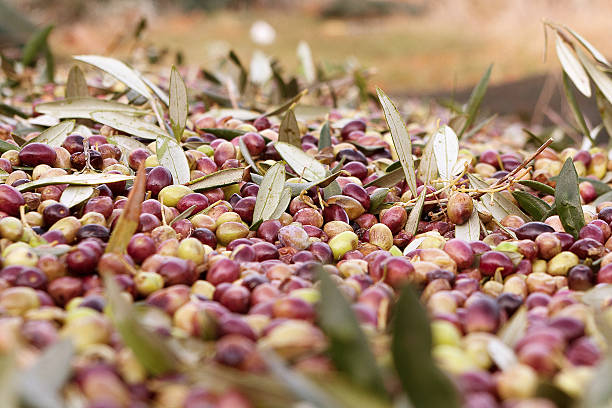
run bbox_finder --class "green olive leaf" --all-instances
[270,187,292,221]
[392,285,460,408]
[318,121,332,151]
[512,191,552,221]
[369,188,390,213]
[576,47,612,105]
[0,140,17,154]
[22,24,53,67]
[555,34,591,97]
[274,142,327,181]
[468,174,531,222]
[316,269,388,398]
[278,108,301,147]
[18,339,73,408]
[169,66,188,142]
[252,162,286,226]
[455,205,480,241]
[108,134,153,163]
[103,274,179,375]
[17,173,134,192]
[405,188,426,235]
[92,111,165,140]
[562,72,592,142]
[65,65,88,98]
[261,89,308,118]
[24,120,74,147]
[417,132,437,185]
[170,204,197,226]
[458,64,492,139]
[187,168,245,191]
[35,97,147,119]
[376,87,417,197]
[432,125,459,183]
[555,158,586,239]
[140,74,170,106]
[239,136,261,175]
[74,55,152,99]
[60,185,95,208]
[364,167,405,188]
[198,128,246,140]
[518,180,556,195]
[156,134,190,184]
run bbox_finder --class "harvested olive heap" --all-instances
[1,24,612,408]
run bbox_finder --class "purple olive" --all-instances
[479,251,513,277]
[19,143,57,166]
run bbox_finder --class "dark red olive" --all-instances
[579,224,605,244]
[497,292,523,317]
[22,320,58,349]
[0,185,25,216]
[83,196,114,219]
[241,132,266,156]
[342,161,368,180]
[322,204,350,224]
[76,224,110,242]
[128,148,151,170]
[70,152,87,170]
[549,316,585,342]
[19,143,57,166]
[252,242,279,262]
[47,276,84,306]
[177,193,209,214]
[61,134,85,154]
[479,251,513,277]
[381,206,407,234]
[192,227,217,248]
[127,233,156,264]
[86,149,103,170]
[146,166,173,196]
[66,245,99,275]
[566,337,600,366]
[232,245,255,263]
[226,238,253,252]
[381,257,414,289]
[138,213,161,233]
[158,257,197,286]
[240,182,259,197]
[464,295,500,333]
[172,218,193,239]
[340,119,366,139]
[568,264,594,290]
[569,238,605,259]
[444,239,474,269]
[256,220,281,243]
[479,150,500,168]
[97,143,121,160]
[233,197,256,224]
[553,232,575,251]
[308,241,333,264]
[342,183,370,209]
[515,221,555,241]
[220,285,251,314]
[337,149,367,165]
[15,267,47,290]
[207,258,240,286]
[42,203,70,226]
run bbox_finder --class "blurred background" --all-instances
[2,0,611,121]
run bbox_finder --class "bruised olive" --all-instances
[447,192,473,225]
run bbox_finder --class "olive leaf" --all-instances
[169,66,188,142]
[467,174,530,222]
[228,50,248,92]
[239,137,261,175]
[170,205,197,226]
[198,128,246,140]
[385,160,402,173]
[262,351,342,408]
[141,74,169,106]
[261,89,308,118]
[318,121,331,151]
[549,22,611,66]
[594,191,612,206]
[17,173,134,192]
[60,185,95,208]
[24,120,74,147]
[278,109,301,147]
[498,306,528,347]
[580,357,612,408]
[518,180,556,195]
[432,125,459,183]
[0,355,16,408]
[464,113,497,139]
[562,72,592,143]
[35,97,146,119]
[157,134,190,184]
[74,55,153,99]
[405,189,426,236]
[65,65,88,98]
[0,103,27,119]
[369,188,390,213]
[512,191,551,221]
[555,158,585,239]
[555,33,591,97]
[487,338,517,371]
[376,88,417,197]
[417,132,437,185]
[106,163,146,254]
[274,142,327,181]
[316,269,388,398]
[576,47,612,105]
[108,134,153,161]
[18,339,74,408]
[458,64,492,139]
[455,205,480,241]
[187,168,245,191]
[252,162,286,226]
[103,273,179,375]
[364,167,405,188]
[22,24,53,67]
[270,187,291,220]
[92,111,165,140]
[392,285,460,408]
[323,180,342,200]
[0,140,17,154]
